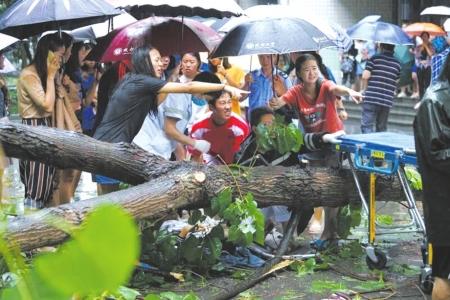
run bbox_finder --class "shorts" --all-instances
[92,174,121,185]
[432,246,450,280]
[411,64,417,73]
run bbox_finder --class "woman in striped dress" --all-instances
[17,33,65,209]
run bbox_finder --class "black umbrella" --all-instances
[210,17,336,58]
[0,0,120,39]
[107,0,244,19]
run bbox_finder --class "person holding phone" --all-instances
[17,33,65,209]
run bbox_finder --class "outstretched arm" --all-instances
[158,81,248,103]
[331,84,363,104]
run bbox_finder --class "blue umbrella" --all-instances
[0,0,120,39]
[347,21,413,45]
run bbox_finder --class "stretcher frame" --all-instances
[335,132,432,293]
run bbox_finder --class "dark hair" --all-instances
[131,45,157,77]
[438,53,450,83]
[65,42,86,82]
[295,53,324,91]
[60,32,74,49]
[420,31,430,39]
[380,43,395,52]
[181,52,201,71]
[208,57,231,73]
[250,107,274,128]
[192,72,227,105]
[33,33,64,92]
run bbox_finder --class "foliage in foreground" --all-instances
[0,204,140,299]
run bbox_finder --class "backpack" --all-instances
[340,57,354,73]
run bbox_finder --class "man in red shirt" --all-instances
[190,76,249,165]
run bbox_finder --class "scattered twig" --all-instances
[329,264,377,282]
[413,283,427,300]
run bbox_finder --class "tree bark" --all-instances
[0,121,417,251]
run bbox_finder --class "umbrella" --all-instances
[93,16,222,62]
[347,21,413,45]
[0,33,20,52]
[106,0,244,19]
[70,11,137,41]
[403,22,446,36]
[445,18,450,32]
[0,56,17,74]
[241,5,352,51]
[420,6,450,16]
[355,15,381,25]
[210,17,336,58]
[0,0,120,39]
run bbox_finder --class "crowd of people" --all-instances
[6,21,450,299]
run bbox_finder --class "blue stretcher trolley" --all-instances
[335,132,432,293]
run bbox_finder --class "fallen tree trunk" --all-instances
[0,121,417,250]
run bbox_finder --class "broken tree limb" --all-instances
[0,121,174,184]
[0,121,419,251]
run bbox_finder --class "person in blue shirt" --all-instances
[243,54,292,116]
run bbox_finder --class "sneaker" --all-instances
[411,93,420,99]
[397,91,407,98]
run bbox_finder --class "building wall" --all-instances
[284,0,396,28]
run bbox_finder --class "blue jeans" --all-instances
[361,103,390,133]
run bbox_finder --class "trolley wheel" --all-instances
[419,269,434,294]
[366,249,387,270]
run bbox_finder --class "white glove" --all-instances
[193,140,211,153]
[322,130,346,144]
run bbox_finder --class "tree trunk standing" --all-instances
[0,121,416,250]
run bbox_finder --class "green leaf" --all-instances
[180,236,200,263]
[209,225,224,240]
[354,279,386,291]
[0,269,66,300]
[34,204,140,297]
[376,214,393,226]
[188,210,202,225]
[207,237,222,259]
[145,294,162,300]
[182,291,201,300]
[255,117,303,155]
[211,188,232,217]
[160,291,184,300]
[404,166,422,190]
[228,225,240,242]
[310,280,348,294]
[117,285,141,300]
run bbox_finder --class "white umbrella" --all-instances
[444,18,450,32]
[420,6,450,16]
[0,57,17,73]
[70,10,136,41]
[0,33,20,52]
